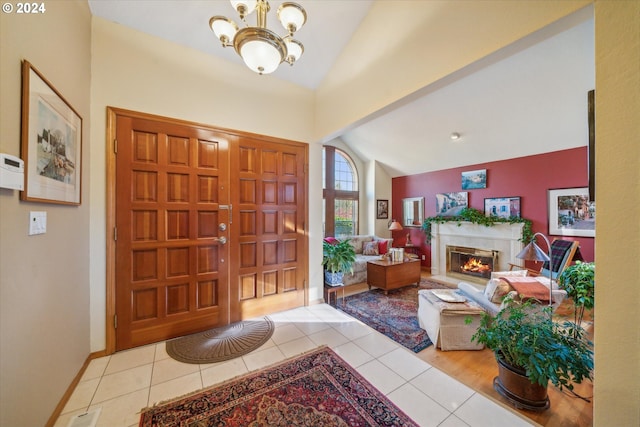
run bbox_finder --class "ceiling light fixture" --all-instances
[450,132,461,140]
[209,0,307,75]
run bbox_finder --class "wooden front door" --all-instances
[230,137,307,320]
[110,109,307,351]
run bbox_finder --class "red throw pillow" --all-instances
[323,237,338,245]
[378,240,388,254]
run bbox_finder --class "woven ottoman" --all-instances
[418,289,485,351]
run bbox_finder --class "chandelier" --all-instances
[209,0,307,75]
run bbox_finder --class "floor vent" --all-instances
[67,408,101,427]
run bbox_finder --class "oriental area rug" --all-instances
[339,278,450,353]
[139,346,419,427]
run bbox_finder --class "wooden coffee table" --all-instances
[366,259,421,294]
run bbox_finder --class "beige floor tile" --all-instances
[90,389,148,427]
[379,347,432,381]
[104,345,156,375]
[92,364,153,404]
[82,356,110,381]
[410,367,474,412]
[200,358,248,388]
[62,377,100,413]
[454,393,534,427]
[242,345,285,371]
[387,383,452,427]
[148,372,203,406]
[151,356,200,385]
[356,359,406,395]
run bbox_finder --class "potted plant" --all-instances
[472,297,594,411]
[322,239,356,286]
[558,261,595,330]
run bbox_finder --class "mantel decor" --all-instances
[20,60,82,205]
[422,207,533,243]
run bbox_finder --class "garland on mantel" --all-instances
[421,207,533,244]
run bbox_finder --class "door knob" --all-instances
[219,223,227,231]
[213,236,227,245]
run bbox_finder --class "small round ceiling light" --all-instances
[450,132,461,141]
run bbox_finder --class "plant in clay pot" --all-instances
[322,239,356,286]
[558,261,595,330]
[472,296,593,411]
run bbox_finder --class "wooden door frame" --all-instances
[105,107,309,354]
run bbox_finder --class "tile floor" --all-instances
[54,304,534,427]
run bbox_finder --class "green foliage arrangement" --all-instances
[558,261,595,330]
[322,239,356,274]
[422,207,533,243]
[472,297,594,391]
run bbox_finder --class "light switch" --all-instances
[29,211,46,235]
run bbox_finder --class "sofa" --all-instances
[456,270,567,316]
[338,235,394,286]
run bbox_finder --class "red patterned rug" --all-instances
[139,346,418,426]
[339,278,451,353]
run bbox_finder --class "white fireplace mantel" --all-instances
[430,222,525,285]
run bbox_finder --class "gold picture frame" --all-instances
[20,60,82,205]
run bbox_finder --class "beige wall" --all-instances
[88,18,317,347]
[0,2,92,426]
[593,1,640,425]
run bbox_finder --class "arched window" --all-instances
[323,146,359,237]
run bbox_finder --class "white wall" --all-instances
[0,2,92,426]
[89,17,316,350]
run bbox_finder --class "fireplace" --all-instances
[446,245,498,283]
[430,222,524,286]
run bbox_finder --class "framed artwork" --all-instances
[548,187,595,237]
[461,169,487,189]
[376,199,389,219]
[484,197,521,219]
[435,192,468,217]
[21,60,82,205]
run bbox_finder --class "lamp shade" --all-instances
[277,2,307,33]
[209,16,238,43]
[516,241,550,262]
[388,220,403,231]
[234,27,286,74]
[284,38,303,64]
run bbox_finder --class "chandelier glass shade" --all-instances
[210,0,306,75]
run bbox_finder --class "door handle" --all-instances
[213,236,227,245]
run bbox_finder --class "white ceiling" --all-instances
[88,1,594,177]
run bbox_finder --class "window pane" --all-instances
[334,151,357,191]
[335,199,358,237]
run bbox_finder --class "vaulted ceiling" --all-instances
[89,1,594,177]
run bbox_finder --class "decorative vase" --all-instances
[494,355,550,411]
[324,271,344,286]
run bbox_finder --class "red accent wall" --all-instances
[391,147,594,268]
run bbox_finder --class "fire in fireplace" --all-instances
[447,246,498,282]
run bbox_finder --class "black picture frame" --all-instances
[376,199,389,219]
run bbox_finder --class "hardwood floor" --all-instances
[415,275,594,427]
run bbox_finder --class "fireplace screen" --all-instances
[447,246,498,281]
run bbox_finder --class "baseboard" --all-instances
[45,350,108,427]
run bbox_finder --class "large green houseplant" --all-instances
[472,297,593,411]
[558,261,595,330]
[322,239,356,286]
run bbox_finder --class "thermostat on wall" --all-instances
[0,153,25,191]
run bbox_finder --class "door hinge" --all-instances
[114,314,117,329]
[114,139,117,154]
